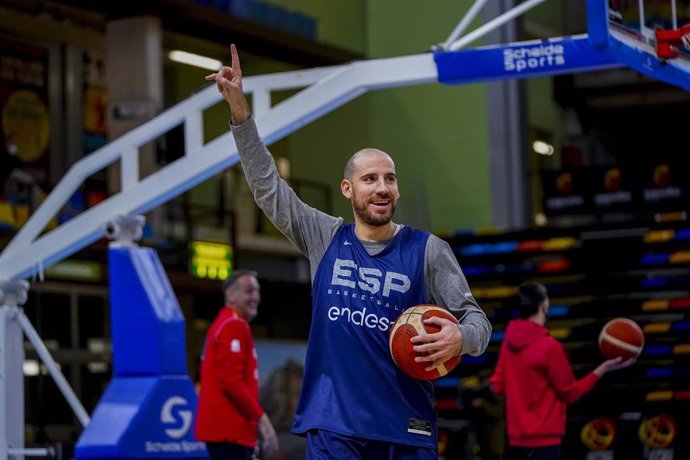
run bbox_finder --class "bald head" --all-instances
[343,148,394,181]
[340,147,399,230]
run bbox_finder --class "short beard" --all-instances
[353,199,396,227]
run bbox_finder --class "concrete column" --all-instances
[484,0,531,230]
[105,16,164,235]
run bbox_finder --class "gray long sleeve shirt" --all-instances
[232,118,491,356]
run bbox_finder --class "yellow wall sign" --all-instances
[2,89,50,162]
[45,259,102,282]
[189,241,233,280]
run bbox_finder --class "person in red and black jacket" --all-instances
[195,269,279,460]
[490,282,633,460]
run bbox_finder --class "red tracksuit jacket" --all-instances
[195,307,263,448]
[490,319,599,447]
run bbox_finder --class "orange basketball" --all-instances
[598,318,644,361]
[389,304,461,380]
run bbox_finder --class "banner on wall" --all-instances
[0,36,50,186]
[542,168,590,216]
[542,162,689,219]
[590,166,635,212]
[639,161,686,214]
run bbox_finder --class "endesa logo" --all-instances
[328,306,391,332]
[327,258,410,332]
[331,258,410,296]
[504,43,565,73]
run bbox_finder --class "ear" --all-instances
[341,179,353,199]
[540,300,549,315]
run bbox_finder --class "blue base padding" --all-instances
[75,376,207,459]
[109,247,187,376]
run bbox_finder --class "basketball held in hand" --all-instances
[598,318,644,361]
[389,304,461,380]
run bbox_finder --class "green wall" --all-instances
[524,0,563,35]
[284,0,492,232]
[264,0,367,54]
[364,0,492,232]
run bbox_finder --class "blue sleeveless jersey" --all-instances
[292,224,437,448]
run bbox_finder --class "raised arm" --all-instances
[205,45,342,274]
[205,44,251,125]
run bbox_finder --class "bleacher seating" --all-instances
[437,220,690,458]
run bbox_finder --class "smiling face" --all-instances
[224,274,261,321]
[341,149,400,228]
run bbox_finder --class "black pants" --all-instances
[507,445,561,460]
[205,441,254,460]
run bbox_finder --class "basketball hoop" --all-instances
[655,24,690,60]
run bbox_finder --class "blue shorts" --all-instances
[306,429,437,460]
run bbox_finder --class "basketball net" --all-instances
[683,34,690,50]
[655,24,690,60]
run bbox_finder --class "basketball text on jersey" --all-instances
[330,258,411,296]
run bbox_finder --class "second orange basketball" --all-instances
[598,318,644,361]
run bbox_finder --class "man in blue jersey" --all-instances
[206,44,491,460]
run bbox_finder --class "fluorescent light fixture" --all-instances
[532,140,554,156]
[169,50,222,70]
[23,360,39,376]
[87,362,109,373]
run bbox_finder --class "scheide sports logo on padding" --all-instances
[144,396,206,454]
[503,43,566,73]
[161,396,193,439]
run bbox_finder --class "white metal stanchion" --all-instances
[0,280,29,460]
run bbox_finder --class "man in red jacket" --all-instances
[490,282,633,460]
[195,269,279,460]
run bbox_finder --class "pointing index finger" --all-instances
[230,43,241,73]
